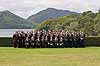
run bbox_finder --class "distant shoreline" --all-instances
[0,29,35,37]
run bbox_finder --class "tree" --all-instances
[37,11,100,36]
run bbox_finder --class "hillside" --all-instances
[27,8,78,23]
[37,11,100,36]
[0,10,33,29]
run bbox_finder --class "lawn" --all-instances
[0,47,100,66]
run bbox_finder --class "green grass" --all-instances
[0,47,100,66]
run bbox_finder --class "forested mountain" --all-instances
[37,11,100,36]
[0,10,33,29]
[27,8,78,23]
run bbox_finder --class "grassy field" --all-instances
[0,47,100,66]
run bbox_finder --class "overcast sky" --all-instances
[0,0,100,18]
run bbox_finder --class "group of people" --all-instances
[12,30,86,48]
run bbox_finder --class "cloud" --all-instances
[0,0,99,18]
[0,6,7,11]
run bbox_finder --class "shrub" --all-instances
[85,36,100,46]
[0,37,12,47]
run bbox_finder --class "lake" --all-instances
[0,29,34,37]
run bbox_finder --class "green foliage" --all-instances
[85,36,100,46]
[37,11,100,36]
[0,37,11,47]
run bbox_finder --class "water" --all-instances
[0,29,34,37]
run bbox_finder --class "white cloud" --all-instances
[0,6,7,11]
[0,0,99,18]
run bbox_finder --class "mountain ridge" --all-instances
[0,10,33,29]
[0,8,79,29]
[27,8,79,23]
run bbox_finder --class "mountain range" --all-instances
[0,10,33,29]
[27,8,78,23]
[0,8,78,29]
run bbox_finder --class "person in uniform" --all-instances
[54,33,59,48]
[58,31,63,48]
[80,31,85,48]
[40,30,44,48]
[57,32,61,48]
[63,32,68,48]
[68,32,73,48]
[52,32,56,48]
[21,31,26,48]
[12,31,19,48]
[17,31,22,48]
[73,31,78,48]
[25,32,30,48]
[47,32,52,48]
[30,32,36,48]
[76,32,80,48]
[49,32,53,48]
[41,32,46,48]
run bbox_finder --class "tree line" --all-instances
[37,11,100,36]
